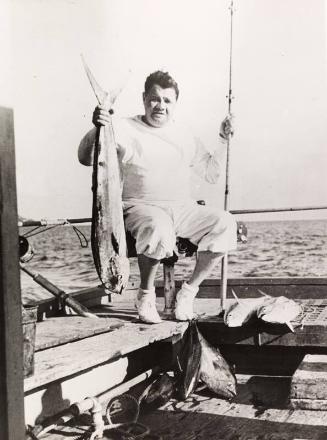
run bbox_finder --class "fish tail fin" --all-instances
[81,54,108,105]
[109,69,132,106]
[286,321,294,332]
[82,54,131,108]
[257,289,270,297]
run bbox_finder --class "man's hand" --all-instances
[92,105,112,127]
[219,114,234,140]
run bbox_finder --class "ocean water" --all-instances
[20,219,327,304]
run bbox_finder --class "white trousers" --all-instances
[124,201,237,260]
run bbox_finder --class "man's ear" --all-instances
[142,92,146,103]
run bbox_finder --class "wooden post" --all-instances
[0,107,25,439]
[162,263,176,317]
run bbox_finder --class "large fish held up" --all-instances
[82,58,130,294]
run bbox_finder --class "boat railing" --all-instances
[18,204,327,227]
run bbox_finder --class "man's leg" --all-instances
[174,251,224,321]
[135,254,162,323]
[124,204,175,323]
[174,204,237,320]
[188,251,224,288]
[138,254,161,290]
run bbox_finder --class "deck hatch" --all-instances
[294,299,327,326]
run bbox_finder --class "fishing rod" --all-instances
[231,205,327,215]
[220,0,235,311]
[20,263,98,318]
[17,205,327,227]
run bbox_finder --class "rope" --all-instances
[72,225,89,248]
[21,221,89,249]
[23,224,62,238]
[22,225,43,237]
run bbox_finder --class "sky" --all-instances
[2,0,327,221]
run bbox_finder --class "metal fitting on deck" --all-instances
[71,396,104,438]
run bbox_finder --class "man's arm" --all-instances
[191,115,234,184]
[78,127,97,166]
[78,105,113,166]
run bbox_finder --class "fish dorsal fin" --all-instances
[257,289,270,297]
[231,288,240,303]
[231,289,246,308]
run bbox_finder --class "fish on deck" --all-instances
[196,326,236,399]
[224,289,271,328]
[256,291,302,332]
[82,58,130,294]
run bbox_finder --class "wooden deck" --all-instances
[24,300,187,426]
[27,295,327,389]
[37,374,327,439]
[24,279,327,434]
[137,375,327,440]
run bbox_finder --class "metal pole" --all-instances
[20,264,98,318]
[220,0,234,311]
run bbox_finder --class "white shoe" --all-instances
[135,289,162,324]
[175,283,198,321]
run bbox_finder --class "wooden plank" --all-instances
[24,343,169,426]
[157,277,327,288]
[0,107,25,439]
[291,398,327,410]
[24,319,187,392]
[156,277,327,299]
[23,277,327,316]
[35,316,125,351]
[290,354,327,403]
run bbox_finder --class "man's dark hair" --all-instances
[144,71,179,100]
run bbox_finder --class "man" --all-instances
[79,70,237,324]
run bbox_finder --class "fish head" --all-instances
[202,360,237,399]
[215,367,237,399]
[256,297,277,319]
[104,256,130,294]
[223,379,237,400]
[258,296,291,322]
[224,302,246,327]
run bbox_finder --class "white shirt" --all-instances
[79,115,223,204]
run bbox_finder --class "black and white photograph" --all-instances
[1,1,327,439]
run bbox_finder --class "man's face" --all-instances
[143,84,177,128]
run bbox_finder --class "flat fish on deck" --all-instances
[256,291,302,332]
[83,59,130,294]
[224,289,271,327]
